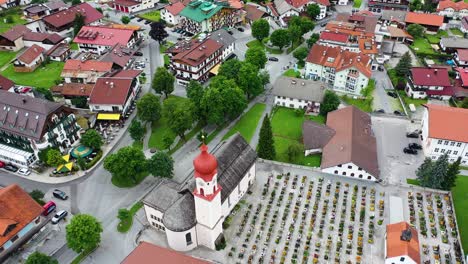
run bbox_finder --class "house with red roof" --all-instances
[243,3,269,25]
[13,44,45,72]
[74,26,141,55]
[385,222,420,264]
[405,67,453,100]
[368,0,408,13]
[162,2,186,25]
[268,0,330,26]
[0,25,31,51]
[454,49,468,67]
[305,44,373,96]
[112,0,159,13]
[437,0,468,19]
[421,104,468,164]
[61,59,113,84]
[405,12,444,32]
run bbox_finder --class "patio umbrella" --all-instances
[62,154,70,162]
[57,162,74,173]
[70,145,93,158]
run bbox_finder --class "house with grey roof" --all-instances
[380,10,407,24]
[440,37,468,53]
[208,29,236,61]
[272,76,327,114]
[0,90,81,167]
[142,133,257,252]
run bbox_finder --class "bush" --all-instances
[29,190,45,205]
[294,108,304,116]
[86,150,103,169]
[215,235,227,250]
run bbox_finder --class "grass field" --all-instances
[397,90,428,108]
[111,171,149,188]
[246,39,283,54]
[353,0,362,8]
[424,30,448,44]
[222,103,266,143]
[411,37,436,54]
[341,95,373,112]
[0,51,17,68]
[70,43,79,50]
[0,8,27,33]
[117,201,143,233]
[450,28,464,37]
[139,10,160,22]
[283,69,301,78]
[406,178,420,185]
[452,176,468,253]
[2,61,64,88]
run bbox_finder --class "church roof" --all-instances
[143,180,181,212]
[162,192,197,232]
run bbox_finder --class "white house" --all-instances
[303,106,379,181]
[437,0,468,19]
[385,222,420,264]
[113,0,159,14]
[143,133,257,251]
[405,67,453,100]
[13,44,44,73]
[421,104,468,165]
[305,44,372,96]
[61,60,113,84]
[161,2,185,25]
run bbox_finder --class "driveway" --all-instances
[372,70,403,113]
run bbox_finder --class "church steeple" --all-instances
[193,144,221,199]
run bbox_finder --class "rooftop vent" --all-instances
[400,229,412,242]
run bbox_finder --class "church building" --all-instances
[142,133,257,251]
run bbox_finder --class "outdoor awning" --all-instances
[97,113,121,120]
[209,64,221,75]
[62,154,70,162]
[57,162,73,173]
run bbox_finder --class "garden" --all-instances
[450,176,468,253]
[2,61,64,88]
[222,103,266,143]
[0,51,17,68]
[246,39,283,55]
[0,7,26,33]
[138,10,160,22]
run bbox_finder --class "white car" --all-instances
[51,210,68,224]
[18,168,30,176]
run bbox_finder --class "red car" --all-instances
[0,161,5,168]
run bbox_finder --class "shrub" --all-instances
[215,235,226,250]
[86,150,103,169]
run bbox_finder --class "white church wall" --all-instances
[166,226,198,251]
[221,163,256,217]
[143,205,165,231]
[195,219,223,250]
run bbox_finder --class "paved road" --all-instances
[372,69,396,113]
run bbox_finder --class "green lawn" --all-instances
[132,141,143,150]
[353,0,362,8]
[70,43,79,50]
[2,62,64,88]
[117,201,143,233]
[112,171,149,188]
[283,69,301,78]
[139,10,160,22]
[397,90,428,107]
[411,37,436,54]
[341,95,373,112]
[424,30,448,44]
[308,114,325,124]
[0,51,17,68]
[452,176,468,253]
[246,39,283,54]
[222,103,266,143]
[406,178,420,185]
[169,122,203,155]
[160,41,174,53]
[0,9,27,33]
[450,28,464,37]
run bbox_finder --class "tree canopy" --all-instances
[137,93,161,123]
[395,52,412,77]
[307,33,320,48]
[104,147,147,184]
[163,97,195,141]
[289,16,315,35]
[416,154,459,190]
[149,22,168,43]
[218,59,242,80]
[152,67,175,98]
[251,19,270,41]
[293,47,309,66]
[147,151,174,178]
[245,46,267,69]
[319,90,340,116]
[257,114,276,160]
[237,62,263,99]
[26,252,58,264]
[407,24,425,38]
[306,4,321,19]
[129,119,145,142]
[186,80,205,122]
[270,29,290,50]
[121,16,130,24]
[66,214,103,253]
[47,149,65,167]
[80,129,103,150]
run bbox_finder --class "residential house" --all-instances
[380,10,407,27]
[122,241,210,264]
[112,0,159,13]
[405,67,453,100]
[437,0,468,19]
[178,0,243,34]
[0,25,30,51]
[368,0,408,13]
[305,44,372,96]
[440,37,468,53]
[375,24,412,43]
[89,70,142,118]
[0,185,45,262]
[405,12,444,32]
[166,29,235,85]
[0,25,64,51]
[46,42,71,61]
[51,83,94,106]
[61,60,113,83]
[272,76,326,114]
[302,106,379,181]
[0,75,14,91]
[100,44,134,70]
[454,49,468,67]
[23,1,67,19]
[243,3,268,25]
[0,90,81,167]
[454,68,468,99]
[462,17,468,34]
[335,12,378,33]
[0,0,31,8]
[13,44,44,73]
[421,104,468,165]
[267,0,329,26]
[22,31,64,50]
[73,26,141,55]
[161,2,186,25]
[385,222,420,264]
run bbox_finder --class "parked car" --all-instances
[137,18,144,22]
[409,143,422,150]
[18,168,31,176]
[406,132,419,138]
[42,201,56,216]
[4,164,18,172]
[375,109,385,113]
[320,23,327,27]
[144,20,151,25]
[51,210,68,224]
[53,189,68,200]
[394,110,403,116]
[378,66,384,72]
[269,57,279,62]
[237,27,244,32]
[134,51,143,56]
[403,147,418,155]
[0,161,4,168]
[227,30,233,35]
[387,91,397,98]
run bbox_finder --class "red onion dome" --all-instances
[193,144,218,181]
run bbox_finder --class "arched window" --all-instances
[200,188,204,196]
[213,186,216,193]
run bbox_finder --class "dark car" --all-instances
[53,189,68,200]
[237,27,244,32]
[4,164,18,172]
[137,18,144,22]
[378,66,384,72]
[409,143,422,150]
[394,110,403,116]
[387,91,398,98]
[403,147,418,155]
[144,20,151,25]
[320,23,327,27]
[227,30,233,35]
[406,132,419,138]
[268,57,279,62]
[375,109,385,113]
[134,51,143,56]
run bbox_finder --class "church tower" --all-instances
[193,144,223,250]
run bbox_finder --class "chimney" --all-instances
[400,229,412,242]
[110,82,114,88]
[434,69,438,74]
[22,98,27,104]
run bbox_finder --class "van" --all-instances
[42,201,56,216]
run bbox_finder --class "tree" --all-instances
[395,52,412,77]
[71,0,81,5]
[287,142,303,162]
[26,252,58,264]
[237,62,263,99]
[121,16,131,24]
[289,16,315,35]
[259,70,270,87]
[410,0,422,11]
[245,47,267,69]
[218,59,242,80]
[462,98,468,109]
[152,67,174,98]
[80,129,103,150]
[118,209,130,221]
[257,114,276,160]
[71,96,87,108]
[186,80,205,122]
[129,119,145,141]
[307,33,320,48]
[293,47,309,67]
[306,4,321,19]
[163,98,194,141]
[104,147,147,184]
[288,24,302,45]
[73,14,85,36]
[95,7,103,13]
[147,151,174,178]
[443,157,460,190]
[251,19,270,41]
[29,190,45,205]
[431,154,449,189]
[36,87,54,101]
[77,156,86,171]
[407,24,425,38]
[38,147,53,163]
[162,133,175,150]
[319,90,340,116]
[416,157,433,187]
[66,214,103,253]
[149,22,168,44]
[47,149,65,167]
[137,93,161,123]
[270,29,290,50]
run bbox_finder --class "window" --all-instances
[434,148,439,153]
[444,141,449,145]
[447,150,452,155]
[342,172,346,176]
[367,176,372,180]
[400,257,405,261]
[334,170,338,174]
[11,234,19,242]
[454,151,458,155]
[358,167,362,171]
[351,173,355,176]
[338,164,342,167]
[438,140,442,144]
[186,232,193,245]
[441,149,446,153]
[457,143,462,147]
[450,142,455,146]
[348,165,352,169]
[359,174,363,178]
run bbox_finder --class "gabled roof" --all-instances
[1,25,30,42]
[410,67,451,87]
[284,0,308,8]
[424,104,468,143]
[109,69,142,78]
[165,1,186,15]
[46,42,70,57]
[314,0,331,6]
[73,26,136,46]
[244,3,267,21]
[386,222,420,264]
[457,49,468,61]
[321,106,379,177]
[23,31,64,44]
[302,120,335,150]
[51,83,94,97]
[457,67,468,86]
[17,44,44,64]
[0,74,14,90]
[209,29,236,47]
[0,184,44,246]
[273,0,296,15]
[381,9,407,22]
[437,0,468,11]
[100,44,133,68]
[306,44,372,78]
[320,31,348,43]
[405,12,443,27]
[113,0,140,7]
[440,37,468,49]
[89,76,135,105]
[170,38,223,66]
[43,0,68,10]
[42,3,103,28]
[121,242,211,264]
[63,59,113,72]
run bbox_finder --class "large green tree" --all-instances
[73,14,85,36]
[137,93,161,123]
[237,62,263,99]
[29,190,45,205]
[306,4,321,19]
[104,146,147,184]
[245,47,267,69]
[287,142,303,162]
[26,252,58,264]
[417,154,453,190]
[307,33,320,48]
[409,0,422,11]
[163,98,194,141]
[257,114,275,160]
[288,24,302,46]
[443,157,460,190]
[149,21,168,44]
[80,129,103,150]
[152,67,175,98]
[395,52,412,77]
[416,157,433,187]
[147,151,174,178]
[121,16,130,24]
[270,29,290,50]
[407,24,425,38]
[218,59,242,80]
[66,214,103,253]
[289,16,315,35]
[47,149,65,167]
[293,47,309,67]
[186,80,205,122]
[462,98,468,109]
[129,119,145,142]
[319,90,340,116]
[251,19,270,42]
[431,154,449,189]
